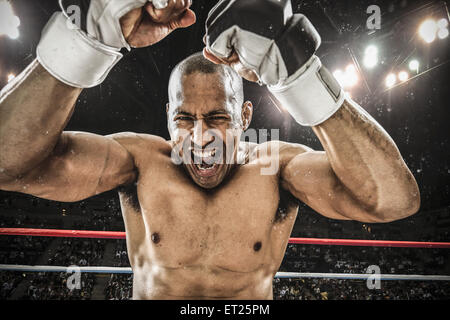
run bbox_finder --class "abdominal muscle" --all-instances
[131,262,274,300]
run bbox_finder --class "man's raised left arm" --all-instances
[203,0,420,222]
[278,98,420,223]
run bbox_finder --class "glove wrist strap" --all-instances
[37,12,123,88]
[268,56,346,126]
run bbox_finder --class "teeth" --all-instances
[192,149,216,158]
[196,163,217,171]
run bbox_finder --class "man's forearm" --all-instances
[0,60,82,180]
[312,98,420,218]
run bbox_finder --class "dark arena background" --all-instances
[0,0,449,301]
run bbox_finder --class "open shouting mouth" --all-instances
[190,148,223,178]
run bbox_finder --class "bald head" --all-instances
[168,52,244,108]
[166,53,254,189]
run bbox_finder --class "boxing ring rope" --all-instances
[1,227,449,281]
[1,227,450,248]
[0,264,449,281]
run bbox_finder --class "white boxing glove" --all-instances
[205,0,346,126]
[37,0,155,88]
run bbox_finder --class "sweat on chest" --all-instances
[135,164,284,267]
[139,194,278,268]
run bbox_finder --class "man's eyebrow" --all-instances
[174,109,195,116]
[173,109,230,117]
[203,109,229,117]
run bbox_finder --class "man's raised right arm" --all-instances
[0,60,137,202]
[0,0,195,202]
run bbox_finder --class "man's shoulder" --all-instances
[107,132,171,158]
[251,140,312,159]
[239,141,312,176]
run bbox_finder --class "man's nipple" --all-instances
[151,232,161,244]
[254,241,262,252]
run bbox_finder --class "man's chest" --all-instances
[130,163,290,271]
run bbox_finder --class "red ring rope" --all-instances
[0,228,124,239]
[1,228,449,248]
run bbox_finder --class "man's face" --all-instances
[167,72,251,189]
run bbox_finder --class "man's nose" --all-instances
[192,120,215,148]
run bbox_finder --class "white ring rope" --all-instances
[0,264,449,281]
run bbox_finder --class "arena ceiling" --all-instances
[0,0,449,211]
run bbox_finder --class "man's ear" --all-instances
[241,101,253,131]
[166,103,173,138]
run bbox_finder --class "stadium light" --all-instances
[385,73,397,88]
[363,56,378,69]
[419,19,438,43]
[7,27,19,40]
[398,71,409,82]
[438,27,449,40]
[365,45,378,56]
[363,45,378,69]
[333,69,343,81]
[7,74,15,82]
[333,64,359,89]
[409,60,420,73]
[0,0,20,39]
[345,64,358,87]
[437,18,448,29]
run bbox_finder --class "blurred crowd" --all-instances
[273,278,450,300]
[22,273,95,300]
[280,244,448,276]
[273,243,449,299]
[19,238,105,300]
[0,235,52,299]
[0,214,60,230]
[104,240,133,300]
[104,274,133,300]
[0,194,448,300]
